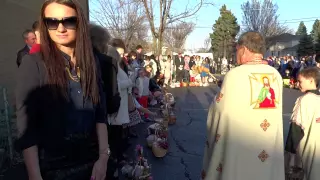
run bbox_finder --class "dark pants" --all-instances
[43,163,93,180]
[176,70,183,82]
[183,70,190,82]
[210,66,215,74]
[107,124,129,179]
[108,125,125,161]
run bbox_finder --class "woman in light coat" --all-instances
[162,55,172,86]
[149,55,157,77]
[107,45,132,167]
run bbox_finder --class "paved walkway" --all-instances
[135,86,301,180]
[1,85,301,180]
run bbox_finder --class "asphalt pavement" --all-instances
[130,85,302,180]
[1,84,302,180]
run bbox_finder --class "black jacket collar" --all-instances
[306,89,320,95]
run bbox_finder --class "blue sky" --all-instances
[89,0,320,50]
[184,0,320,49]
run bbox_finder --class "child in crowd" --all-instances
[144,65,153,76]
[285,67,320,179]
[200,58,210,86]
[135,68,150,119]
[132,87,157,117]
[128,51,140,69]
[128,51,140,83]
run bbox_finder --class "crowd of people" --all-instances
[122,51,217,87]
[14,0,162,179]
[265,54,320,87]
[13,0,218,179]
[202,31,320,180]
[12,1,320,180]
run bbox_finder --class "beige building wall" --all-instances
[0,0,88,103]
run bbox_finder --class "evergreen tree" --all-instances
[210,5,240,59]
[310,19,320,43]
[296,21,307,36]
[315,38,320,54]
[297,35,314,57]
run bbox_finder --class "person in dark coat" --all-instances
[174,53,185,82]
[16,29,36,67]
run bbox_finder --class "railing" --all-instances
[0,86,17,172]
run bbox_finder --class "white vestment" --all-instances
[202,64,285,180]
[289,92,320,180]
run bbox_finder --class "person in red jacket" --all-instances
[29,21,41,54]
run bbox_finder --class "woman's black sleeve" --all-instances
[95,54,107,124]
[15,55,41,151]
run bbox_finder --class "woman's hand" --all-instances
[91,155,108,180]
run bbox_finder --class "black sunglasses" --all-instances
[43,16,77,30]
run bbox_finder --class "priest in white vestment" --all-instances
[201,31,285,180]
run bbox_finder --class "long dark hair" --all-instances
[39,0,99,104]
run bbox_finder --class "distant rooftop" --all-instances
[266,33,302,44]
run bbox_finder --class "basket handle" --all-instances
[155,128,159,140]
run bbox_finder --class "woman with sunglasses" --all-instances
[16,1,109,180]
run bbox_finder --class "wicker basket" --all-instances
[169,115,176,125]
[152,143,167,158]
[162,120,169,128]
[162,109,169,116]
[181,82,188,87]
[194,82,200,86]
[146,134,156,148]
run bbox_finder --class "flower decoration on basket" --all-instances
[146,124,168,148]
[147,123,162,135]
[136,144,143,157]
[164,93,175,109]
[152,139,168,157]
[131,159,152,180]
[158,141,169,150]
[155,116,169,128]
[158,131,168,139]
[122,144,152,180]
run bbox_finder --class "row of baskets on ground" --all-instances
[146,112,176,158]
[146,92,176,158]
[283,78,298,89]
[120,94,176,180]
[169,77,219,88]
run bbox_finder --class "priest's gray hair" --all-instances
[238,31,265,54]
[89,23,111,53]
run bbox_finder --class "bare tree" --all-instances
[196,37,211,53]
[140,0,212,54]
[241,0,290,38]
[203,37,211,51]
[90,0,148,50]
[164,22,195,52]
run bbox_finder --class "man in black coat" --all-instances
[136,45,144,65]
[16,30,36,67]
[174,53,185,82]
